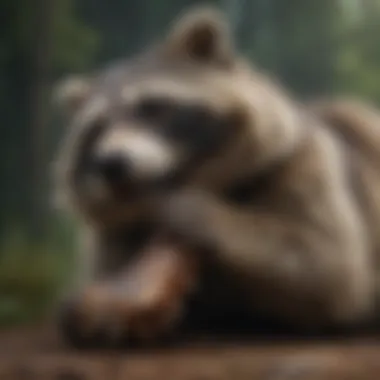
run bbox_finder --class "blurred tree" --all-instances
[336,0,380,102]
[232,0,343,98]
[0,0,98,240]
[28,0,56,238]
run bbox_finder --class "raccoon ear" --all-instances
[167,7,234,67]
[53,75,92,115]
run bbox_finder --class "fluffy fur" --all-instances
[54,6,380,347]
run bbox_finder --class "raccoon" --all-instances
[54,6,380,347]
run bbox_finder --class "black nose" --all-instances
[95,154,129,184]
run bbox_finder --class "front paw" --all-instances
[59,286,115,349]
[59,241,197,349]
[59,284,183,349]
[161,190,217,249]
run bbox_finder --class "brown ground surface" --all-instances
[1,324,380,380]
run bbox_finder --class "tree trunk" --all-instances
[28,0,56,240]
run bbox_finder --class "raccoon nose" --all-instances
[95,154,130,184]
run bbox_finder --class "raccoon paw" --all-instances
[58,284,183,350]
[161,189,217,250]
[59,288,112,350]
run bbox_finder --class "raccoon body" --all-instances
[54,6,380,347]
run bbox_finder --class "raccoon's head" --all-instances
[54,6,302,224]
[52,63,157,226]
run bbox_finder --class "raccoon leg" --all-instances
[58,221,151,348]
[161,190,374,331]
[59,235,198,349]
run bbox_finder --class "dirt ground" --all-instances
[1,324,380,380]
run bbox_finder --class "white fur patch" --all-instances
[76,96,109,127]
[54,76,91,111]
[95,126,180,181]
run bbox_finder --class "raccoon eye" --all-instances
[134,97,174,122]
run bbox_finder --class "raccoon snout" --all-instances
[93,154,131,185]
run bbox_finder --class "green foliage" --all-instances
[1,0,99,72]
[335,2,380,104]
[0,222,78,327]
[52,0,100,72]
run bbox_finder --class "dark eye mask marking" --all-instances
[166,104,229,153]
[135,99,235,189]
[134,96,175,122]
